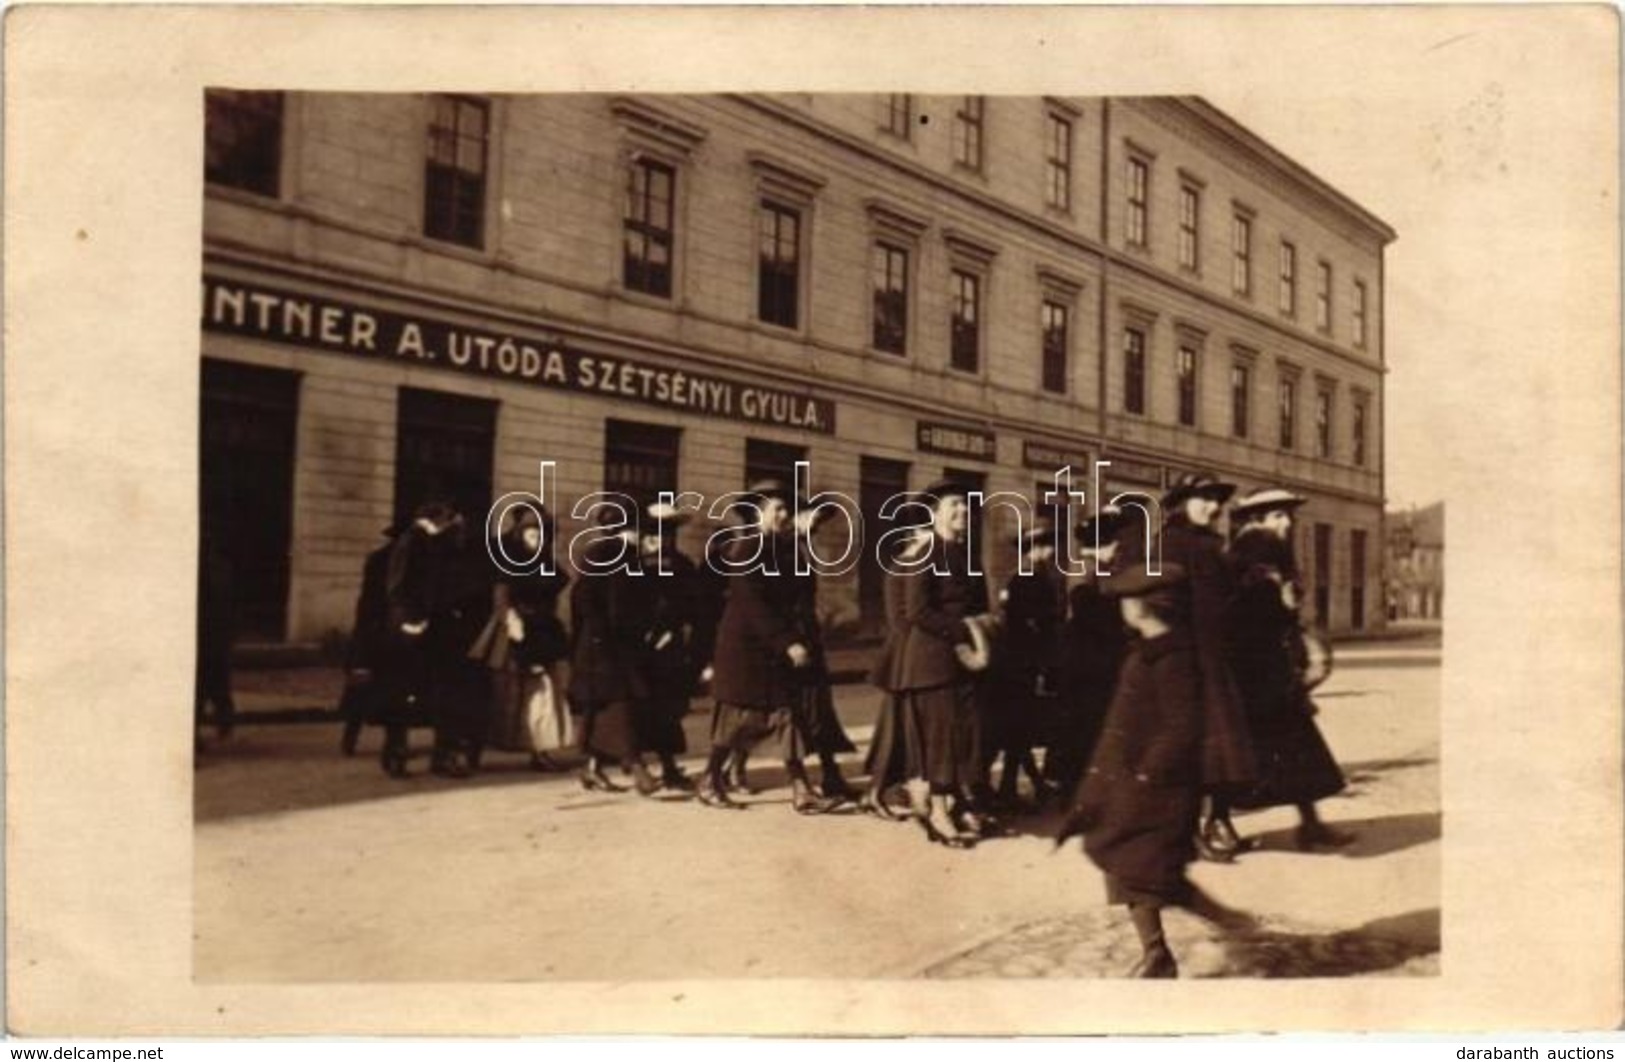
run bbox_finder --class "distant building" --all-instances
[201,91,1394,644]
[1386,502,1444,620]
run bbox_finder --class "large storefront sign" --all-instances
[1099,455,1163,486]
[1021,440,1090,472]
[916,420,996,461]
[201,275,836,434]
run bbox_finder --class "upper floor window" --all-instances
[1126,156,1150,248]
[624,156,675,298]
[1045,112,1073,212]
[871,242,910,355]
[1316,260,1333,332]
[757,201,802,329]
[1231,362,1251,439]
[1123,328,1147,415]
[1279,241,1298,317]
[1353,279,1369,348]
[1178,185,1201,271]
[884,94,914,139]
[1041,300,1069,395]
[1315,386,1333,458]
[949,269,982,373]
[1279,375,1299,450]
[1352,397,1369,467]
[952,96,985,172]
[424,94,489,249]
[1177,345,1199,427]
[1232,212,1253,297]
[205,89,284,198]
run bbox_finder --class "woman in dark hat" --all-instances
[568,512,659,795]
[989,522,1067,812]
[1204,487,1352,853]
[894,479,994,847]
[697,480,841,814]
[638,500,704,795]
[377,500,460,778]
[1057,471,1257,977]
[1045,504,1132,796]
[337,523,403,758]
[473,505,572,771]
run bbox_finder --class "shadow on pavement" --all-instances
[1242,811,1441,859]
[1218,907,1440,978]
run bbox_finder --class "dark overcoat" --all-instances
[895,534,989,693]
[708,530,804,709]
[567,540,654,705]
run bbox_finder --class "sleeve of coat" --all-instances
[903,562,970,646]
[384,535,428,628]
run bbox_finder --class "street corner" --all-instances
[919,906,1440,980]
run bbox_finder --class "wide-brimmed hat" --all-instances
[917,478,975,509]
[740,478,797,507]
[1073,504,1129,547]
[1229,487,1308,523]
[1162,472,1236,510]
[644,499,692,533]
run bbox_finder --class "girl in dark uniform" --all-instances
[568,519,659,795]
[895,480,994,848]
[990,525,1067,811]
[1201,487,1352,854]
[790,505,858,802]
[1058,472,1258,977]
[639,500,703,796]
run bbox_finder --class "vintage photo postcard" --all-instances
[4,3,1620,1038]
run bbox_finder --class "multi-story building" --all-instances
[201,92,1393,645]
[1386,502,1444,621]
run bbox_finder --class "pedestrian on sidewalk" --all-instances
[1202,487,1352,855]
[860,526,932,822]
[1056,472,1259,978]
[378,500,459,778]
[894,479,996,848]
[638,499,704,796]
[696,479,840,814]
[988,522,1066,813]
[474,505,571,772]
[790,504,859,804]
[568,507,659,795]
[426,511,497,778]
[337,523,402,758]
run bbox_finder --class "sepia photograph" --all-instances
[4,4,1618,1038]
[193,89,1437,983]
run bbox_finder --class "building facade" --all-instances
[201,92,1394,645]
[1386,503,1444,621]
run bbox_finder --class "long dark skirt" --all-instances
[900,683,982,790]
[640,694,690,756]
[864,692,908,788]
[432,660,492,757]
[576,699,639,763]
[1227,687,1345,810]
[796,681,857,757]
[711,702,801,761]
[1073,642,1204,906]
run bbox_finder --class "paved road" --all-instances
[194,635,1439,981]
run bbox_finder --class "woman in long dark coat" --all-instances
[1058,472,1258,977]
[790,505,858,801]
[989,526,1067,811]
[895,480,993,848]
[639,501,703,795]
[474,506,571,770]
[568,523,658,794]
[697,480,839,814]
[1203,488,1351,853]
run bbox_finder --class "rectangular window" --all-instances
[1279,376,1298,450]
[952,95,984,171]
[757,200,801,329]
[1045,113,1073,211]
[1316,260,1333,331]
[1232,213,1253,296]
[871,242,909,355]
[1313,522,1333,629]
[624,157,675,297]
[1126,156,1149,248]
[1177,346,1198,427]
[1123,328,1147,415]
[950,270,982,373]
[394,385,497,535]
[1353,398,1369,467]
[745,438,807,489]
[1316,387,1333,458]
[205,90,284,197]
[885,94,913,139]
[423,94,489,249]
[604,419,681,512]
[1041,300,1069,395]
[1178,185,1200,270]
[1231,362,1251,438]
[1279,241,1297,316]
[1354,280,1369,347]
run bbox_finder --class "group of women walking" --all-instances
[335,469,1352,980]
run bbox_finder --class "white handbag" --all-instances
[527,673,574,751]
